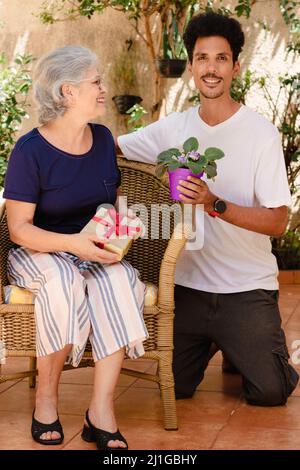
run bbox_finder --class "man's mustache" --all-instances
[201,74,223,80]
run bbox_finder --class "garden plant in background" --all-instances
[259,71,300,269]
[258,72,300,194]
[0,53,34,189]
[230,69,260,104]
[126,103,148,132]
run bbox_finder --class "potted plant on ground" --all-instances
[155,137,225,201]
[112,39,142,115]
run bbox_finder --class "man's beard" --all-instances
[199,89,224,100]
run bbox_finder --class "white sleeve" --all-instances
[118,112,180,165]
[254,132,291,208]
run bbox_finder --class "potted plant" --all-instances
[112,39,142,115]
[155,137,225,201]
[155,11,187,78]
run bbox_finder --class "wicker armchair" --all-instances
[0,158,190,430]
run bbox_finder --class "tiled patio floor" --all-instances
[0,283,300,450]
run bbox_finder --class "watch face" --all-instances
[215,199,227,214]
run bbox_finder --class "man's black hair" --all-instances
[183,12,245,63]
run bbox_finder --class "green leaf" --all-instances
[183,137,199,153]
[168,148,181,157]
[291,150,300,162]
[157,148,181,163]
[157,149,176,164]
[207,160,217,170]
[155,163,167,178]
[168,161,182,172]
[163,23,172,59]
[18,83,29,93]
[6,116,12,126]
[187,160,204,174]
[205,163,218,179]
[204,147,225,161]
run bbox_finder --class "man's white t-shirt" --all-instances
[118,105,291,293]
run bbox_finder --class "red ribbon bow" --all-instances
[92,208,141,239]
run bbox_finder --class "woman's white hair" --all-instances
[33,45,98,124]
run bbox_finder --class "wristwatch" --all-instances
[208,199,227,217]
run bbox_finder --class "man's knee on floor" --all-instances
[245,383,287,407]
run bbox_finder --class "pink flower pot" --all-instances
[168,168,204,201]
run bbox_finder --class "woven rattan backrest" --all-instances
[119,160,177,286]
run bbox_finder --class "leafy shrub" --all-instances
[0,53,34,189]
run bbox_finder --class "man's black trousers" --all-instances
[173,285,299,405]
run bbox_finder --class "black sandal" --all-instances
[81,409,128,450]
[31,410,64,445]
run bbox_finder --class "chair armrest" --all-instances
[158,223,192,313]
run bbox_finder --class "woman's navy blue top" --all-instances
[3,123,121,234]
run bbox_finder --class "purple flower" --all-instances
[177,154,186,163]
[187,150,200,161]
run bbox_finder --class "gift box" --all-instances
[81,206,144,261]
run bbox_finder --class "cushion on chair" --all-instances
[4,282,158,306]
[4,285,35,304]
[144,282,158,307]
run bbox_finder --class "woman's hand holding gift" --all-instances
[68,232,119,264]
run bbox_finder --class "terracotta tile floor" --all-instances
[1,283,300,450]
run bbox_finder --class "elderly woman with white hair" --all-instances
[3,45,148,450]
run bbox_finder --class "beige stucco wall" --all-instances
[0,0,298,135]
